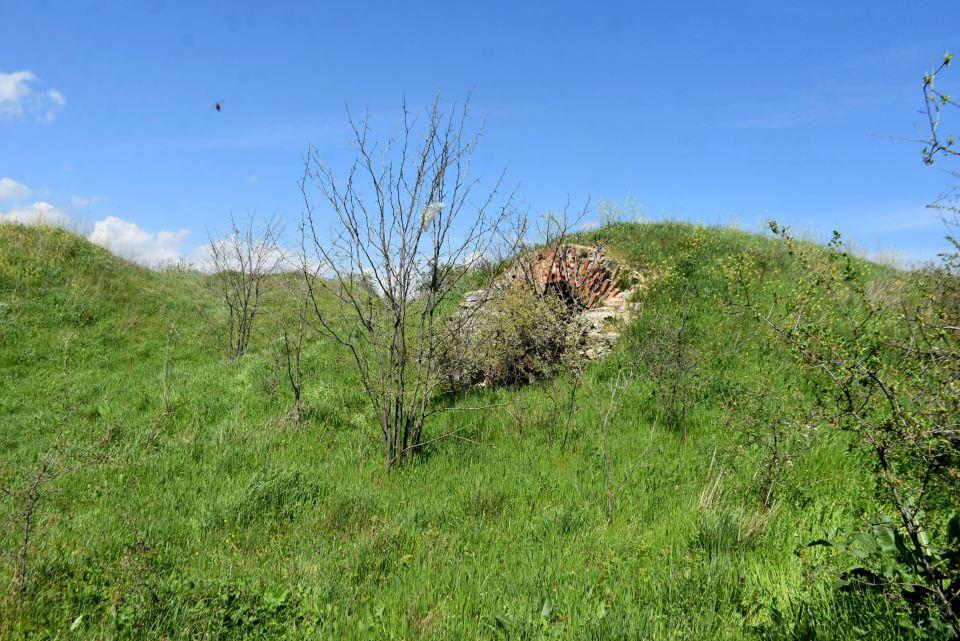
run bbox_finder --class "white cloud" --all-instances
[0,201,70,227]
[0,177,31,202]
[71,194,99,208]
[88,216,190,267]
[0,70,66,122]
[0,205,194,267]
[47,89,66,107]
[0,193,303,271]
[0,71,35,118]
[39,89,67,124]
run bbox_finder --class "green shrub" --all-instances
[439,286,579,391]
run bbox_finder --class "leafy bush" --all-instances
[810,514,960,638]
[732,223,960,635]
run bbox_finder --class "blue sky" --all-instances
[1,0,958,265]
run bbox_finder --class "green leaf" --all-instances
[872,524,897,554]
[541,595,553,620]
[847,532,878,559]
[70,615,83,632]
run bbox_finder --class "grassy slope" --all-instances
[0,222,907,640]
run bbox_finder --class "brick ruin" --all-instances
[461,244,642,360]
[501,244,627,310]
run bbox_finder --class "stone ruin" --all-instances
[460,244,643,360]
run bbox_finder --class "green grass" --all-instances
[0,221,915,639]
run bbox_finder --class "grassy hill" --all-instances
[0,221,910,639]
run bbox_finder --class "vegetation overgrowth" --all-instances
[0,219,950,639]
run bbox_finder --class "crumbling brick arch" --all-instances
[506,244,624,310]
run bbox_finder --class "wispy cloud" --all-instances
[869,211,946,233]
[71,194,99,208]
[0,201,71,227]
[729,108,829,130]
[148,118,351,153]
[0,177,31,202]
[0,70,66,123]
[716,78,915,131]
[843,45,924,70]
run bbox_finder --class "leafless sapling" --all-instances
[299,95,515,467]
[207,214,282,358]
[276,287,308,422]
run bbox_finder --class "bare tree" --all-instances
[207,214,282,358]
[4,453,64,601]
[546,349,586,451]
[500,203,592,449]
[505,202,592,303]
[299,95,514,467]
[275,286,308,422]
